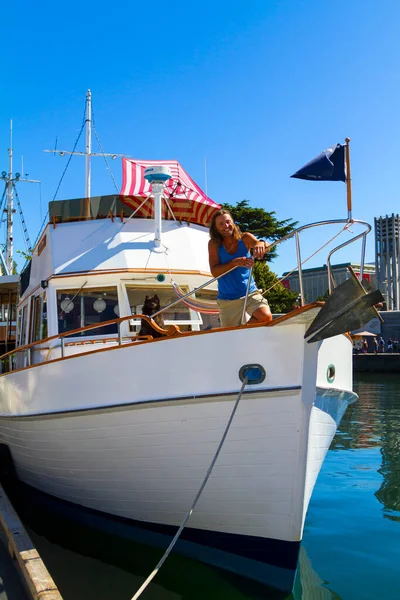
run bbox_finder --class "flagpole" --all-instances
[345,137,352,221]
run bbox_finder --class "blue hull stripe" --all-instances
[18,482,299,593]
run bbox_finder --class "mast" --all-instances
[45,90,126,218]
[5,120,14,274]
[84,89,92,216]
[0,121,39,275]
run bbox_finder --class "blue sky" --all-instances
[2,0,399,275]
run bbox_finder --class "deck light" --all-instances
[60,297,74,313]
[93,297,106,313]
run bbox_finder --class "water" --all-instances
[12,374,400,599]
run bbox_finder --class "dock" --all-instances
[0,483,63,600]
[353,353,400,373]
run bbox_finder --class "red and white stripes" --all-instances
[120,158,220,227]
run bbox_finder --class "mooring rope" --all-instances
[130,377,249,600]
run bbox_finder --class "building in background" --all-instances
[281,262,376,303]
[375,214,400,311]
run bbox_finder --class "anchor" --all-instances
[305,266,384,343]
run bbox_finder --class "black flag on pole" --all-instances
[291,144,346,182]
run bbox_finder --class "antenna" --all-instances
[44,90,128,217]
[0,121,40,274]
[204,156,208,198]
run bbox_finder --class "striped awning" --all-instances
[120,158,220,227]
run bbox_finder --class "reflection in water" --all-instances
[333,374,400,521]
[294,547,342,599]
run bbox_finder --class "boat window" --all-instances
[57,287,119,337]
[27,295,47,343]
[17,304,28,347]
[0,303,16,323]
[125,285,202,333]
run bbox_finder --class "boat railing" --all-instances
[150,218,371,317]
[0,217,371,374]
[267,218,371,306]
[0,313,184,373]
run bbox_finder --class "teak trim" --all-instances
[0,303,330,379]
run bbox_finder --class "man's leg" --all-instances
[247,305,272,324]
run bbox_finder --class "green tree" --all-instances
[253,261,299,314]
[222,200,299,312]
[222,200,297,262]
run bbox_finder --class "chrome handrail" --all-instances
[268,218,371,302]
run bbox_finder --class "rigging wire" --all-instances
[39,181,43,224]
[31,104,87,251]
[92,109,119,194]
[261,224,349,297]
[12,184,32,252]
[0,186,7,217]
[51,119,86,203]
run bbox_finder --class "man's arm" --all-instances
[242,232,270,260]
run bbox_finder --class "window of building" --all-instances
[57,287,119,337]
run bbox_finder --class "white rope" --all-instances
[130,377,249,600]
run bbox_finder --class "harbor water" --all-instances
[7,373,400,599]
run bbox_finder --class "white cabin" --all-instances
[16,194,219,366]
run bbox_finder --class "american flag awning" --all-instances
[120,158,220,227]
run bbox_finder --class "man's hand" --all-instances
[232,256,254,268]
[252,242,268,260]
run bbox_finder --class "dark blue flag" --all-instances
[291,143,346,182]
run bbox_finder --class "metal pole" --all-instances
[359,233,366,283]
[61,337,65,358]
[84,89,92,217]
[241,267,253,325]
[345,137,352,222]
[6,121,13,275]
[295,232,305,305]
[117,322,122,345]
[152,182,163,248]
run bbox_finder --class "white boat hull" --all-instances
[0,325,355,591]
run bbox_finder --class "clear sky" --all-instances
[2,0,399,275]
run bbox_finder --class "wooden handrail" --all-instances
[0,314,181,362]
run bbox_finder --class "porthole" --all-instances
[327,364,335,384]
[239,364,266,384]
